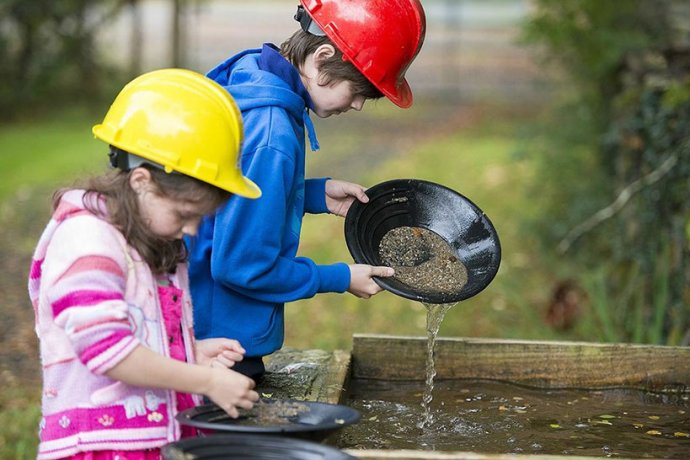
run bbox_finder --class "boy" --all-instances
[186,0,427,380]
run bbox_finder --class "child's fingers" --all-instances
[221,350,244,362]
[371,266,395,278]
[218,339,245,354]
[236,394,258,410]
[221,404,239,418]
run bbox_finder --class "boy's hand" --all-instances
[325,179,369,217]
[348,264,395,298]
[195,338,245,369]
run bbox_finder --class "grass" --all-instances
[0,386,41,458]
[0,107,104,201]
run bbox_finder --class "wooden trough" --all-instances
[260,333,690,460]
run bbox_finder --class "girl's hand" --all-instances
[205,367,259,418]
[325,179,369,217]
[348,264,395,299]
[196,338,245,369]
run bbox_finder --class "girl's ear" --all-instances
[129,167,153,194]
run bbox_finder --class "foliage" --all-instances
[521,0,689,344]
[0,0,128,120]
[521,0,666,133]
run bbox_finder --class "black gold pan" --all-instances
[344,179,501,304]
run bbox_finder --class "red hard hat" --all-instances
[298,0,426,108]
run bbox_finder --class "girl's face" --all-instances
[131,169,208,240]
[140,193,205,240]
[302,44,367,118]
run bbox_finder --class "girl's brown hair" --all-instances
[54,161,230,274]
[280,30,383,99]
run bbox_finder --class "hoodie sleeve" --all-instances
[304,178,329,214]
[209,146,350,302]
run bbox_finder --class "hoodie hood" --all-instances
[207,45,309,123]
[207,45,320,152]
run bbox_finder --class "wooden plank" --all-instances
[318,349,352,404]
[351,334,690,390]
[345,450,643,460]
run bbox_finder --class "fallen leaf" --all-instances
[261,393,273,398]
[646,430,662,436]
[593,420,613,426]
[674,432,690,438]
[550,424,561,429]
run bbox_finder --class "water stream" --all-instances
[418,302,456,429]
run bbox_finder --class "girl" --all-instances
[28,69,261,459]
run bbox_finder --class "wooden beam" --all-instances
[352,334,690,390]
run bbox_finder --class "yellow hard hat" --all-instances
[92,68,261,199]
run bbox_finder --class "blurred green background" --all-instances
[1,0,689,457]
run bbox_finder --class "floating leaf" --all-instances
[512,397,524,401]
[599,414,616,419]
[261,393,273,398]
[515,410,527,414]
[648,415,660,420]
[646,430,662,436]
[674,432,690,438]
[593,420,613,426]
[550,424,561,429]
[632,423,645,429]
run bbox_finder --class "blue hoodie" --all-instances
[186,44,351,357]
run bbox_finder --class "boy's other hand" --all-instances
[325,179,369,217]
[348,264,395,298]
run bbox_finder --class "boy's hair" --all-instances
[280,30,383,100]
[55,161,230,274]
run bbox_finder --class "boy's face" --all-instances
[308,78,366,118]
[301,44,367,118]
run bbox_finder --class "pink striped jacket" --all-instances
[28,190,201,459]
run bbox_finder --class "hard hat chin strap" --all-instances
[108,146,168,173]
[294,5,325,36]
